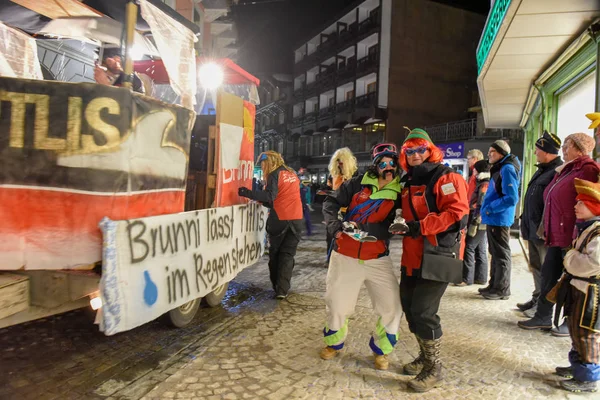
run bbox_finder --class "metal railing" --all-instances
[425,119,477,142]
[424,118,524,142]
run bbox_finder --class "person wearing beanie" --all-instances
[515,131,562,318]
[394,128,469,392]
[519,132,600,336]
[550,178,600,393]
[454,159,491,287]
[320,143,402,372]
[480,140,521,300]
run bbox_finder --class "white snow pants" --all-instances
[323,250,403,355]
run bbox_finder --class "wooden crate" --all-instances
[0,273,29,320]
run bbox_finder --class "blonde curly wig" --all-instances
[328,147,358,181]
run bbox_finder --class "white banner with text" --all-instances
[98,203,267,335]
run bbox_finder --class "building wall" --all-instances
[386,0,485,145]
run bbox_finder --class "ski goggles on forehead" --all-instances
[403,146,428,156]
[378,160,396,169]
[372,143,398,159]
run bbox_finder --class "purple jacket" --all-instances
[543,156,600,248]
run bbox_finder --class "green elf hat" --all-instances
[403,127,433,145]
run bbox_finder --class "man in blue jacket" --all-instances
[480,140,521,300]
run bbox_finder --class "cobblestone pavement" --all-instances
[140,219,585,400]
[0,209,588,399]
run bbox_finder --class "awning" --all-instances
[477,0,600,128]
[328,120,347,132]
[317,125,329,133]
[0,0,201,36]
[302,129,314,136]
[344,116,369,129]
[134,58,260,86]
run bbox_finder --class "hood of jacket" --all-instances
[360,173,401,200]
[491,154,521,176]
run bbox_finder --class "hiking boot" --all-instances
[560,378,598,393]
[555,366,574,378]
[478,286,492,295]
[517,317,552,330]
[482,292,510,300]
[407,338,443,393]
[402,336,425,375]
[516,299,536,311]
[524,305,537,318]
[319,346,339,360]
[551,318,569,337]
[474,280,487,285]
[374,354,389,370]
[275,294,288,300]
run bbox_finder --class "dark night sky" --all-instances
[232,0,490,76]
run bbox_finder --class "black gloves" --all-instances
[238,187,252,198]
[406,221,421,238]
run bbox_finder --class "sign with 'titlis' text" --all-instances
[99,203,267,335]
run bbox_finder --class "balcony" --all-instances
[336,99,354,113]
[305,81,318,97]
[337,59,357,82]
[304,111,317,124]
[355,92,376,109]
[356,52,378,76]
[292,115,304,128]
[358,10,380,38]
[424,119,477,142]
[293,85,305,100]
[319,106,336,120]
[316,71,336,91]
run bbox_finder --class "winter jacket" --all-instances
[564,219,600,294]
[323,173,401,260]
[468,172,490,232]
[520,157,563,242]
[247,165,303,235]
[400,163,469,276]
[543,156,600,248]
[467,170,477,202]
[481,154,521,227]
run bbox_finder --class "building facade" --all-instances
[164,0,238,59]
[476,0,600,186]
[261,0,486,180]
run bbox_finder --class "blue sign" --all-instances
[437,142,464,159]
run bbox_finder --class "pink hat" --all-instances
[565,133,595,154]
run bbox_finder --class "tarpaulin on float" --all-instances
[0,77,196,270]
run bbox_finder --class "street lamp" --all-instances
[198,62,224,90]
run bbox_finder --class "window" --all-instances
[313,103,319,113]
[367,82,377,93]
[346,90,354,100]
[557,72,595,145]
[278,140,284,154]
[328,97,335,107]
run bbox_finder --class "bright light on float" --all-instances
[198,62,224,90]
[90,292,103,310]
[128,46,146,61]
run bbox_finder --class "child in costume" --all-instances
[553,178,600,393]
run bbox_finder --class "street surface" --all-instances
[0,207,585,399]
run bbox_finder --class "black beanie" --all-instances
[474,160,490,173]
[535,131,561,155]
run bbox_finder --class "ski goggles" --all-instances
[377,160,396,169]
[403,146,428,156]
[372,143,398,161]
